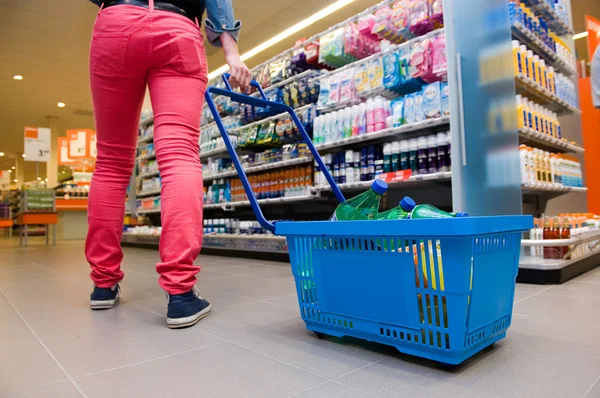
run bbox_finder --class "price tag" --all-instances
[24,127,51,162]
[377,170,412,183]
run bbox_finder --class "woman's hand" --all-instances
[221,32,251,91]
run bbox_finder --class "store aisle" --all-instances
[1,240,600,398]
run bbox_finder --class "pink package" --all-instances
[371,7,400,43]
[344,23,361,59]
[391,0,413,41]
[430,0,444,27]
[408,0,434,36]
[424,33,447,82]
[339,68,356,103]
[357,14,376,37]
[409,38,432,80]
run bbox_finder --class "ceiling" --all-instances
[0,0,598,175]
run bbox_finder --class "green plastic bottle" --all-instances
[377,196,416,220]
[410,204,468,219]
[330,180,388,221]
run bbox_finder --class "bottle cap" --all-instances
[400,196,416,211]
[455,212,469,217]
[371,179,388,195]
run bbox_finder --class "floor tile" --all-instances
[586,378,600,398]
[294,382,374,397]
[2,381,83,398]
[0,317,36,348]
[0,342,67,395]
[501,314,600,370]
[235,320,387,379]
[216,262,294,281]
[194,300,300,340]
[76,343,324,398]
[539,280,600,301]
[337,349,600,398]
[26,301,160,341]
[573,266,600,283]
[44,319,223,377]
[514,293,600,325]
[514,283,553,294]
[203,273,296,300]
[265,294,300,309]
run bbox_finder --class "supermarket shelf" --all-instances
[137,170,160,179]
[137,208,161,214]
[315,116,450,152]
[229,103,315,134]
[515,75,580,114]
[529,0,573,36]
[122,233,289,254]
[202,147,229,158]
[312,171,452,192]
[137,153,156,161]
[521,230,600,249]
[511,23,576,76]
[137,134,154,145]
[203,156,313,181]
[517,248,600,284]
[521,183,587,194]
[204,193,319,210]
[136,189,161,198]
[519,127,584,153]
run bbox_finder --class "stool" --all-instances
[17,212,58,247]
[0,219,13,238]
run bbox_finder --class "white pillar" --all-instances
[46,116,60,188]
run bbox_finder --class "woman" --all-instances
[85,0,251,329]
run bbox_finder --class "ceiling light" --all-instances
[207,0,356,79]
[37,177,41,181]
[11,166,15,170]
[573,32,589,40]
[13,179,18,183]
[21,154,26,158]
[44,178,48,182]
[61,171,65,174]
[8,170,12,173]
[57,102,66,108]
[13,75,23,80]
[0,152,4,156]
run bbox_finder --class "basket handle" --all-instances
[221,73,268,101]
[204,80,345,233]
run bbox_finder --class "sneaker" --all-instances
[166,287,211,329]
[90,284,120,310]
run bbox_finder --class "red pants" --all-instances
[86,3,208,294]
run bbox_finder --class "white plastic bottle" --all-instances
[519,145,529,185]
[343,107,352,138]
[345,150,354,183]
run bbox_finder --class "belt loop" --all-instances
[149,0,154,12]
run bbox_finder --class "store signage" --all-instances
[58,137,77,165]
[67,129,97,159]
[24,127,51,162]
[586,15,600,60]
[0,171,10,190]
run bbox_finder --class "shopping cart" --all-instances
[205,74,533,365]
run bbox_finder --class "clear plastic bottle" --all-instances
[357,102,367,135]
[411,204,468,219]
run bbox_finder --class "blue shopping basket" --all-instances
[205,75,533,365]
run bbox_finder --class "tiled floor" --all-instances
[1,238,600,398]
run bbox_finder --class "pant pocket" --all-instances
[169,33,206,75]
[91,32,131,76]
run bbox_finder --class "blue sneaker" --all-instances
[90,284,120,310]
[167,287,211,329]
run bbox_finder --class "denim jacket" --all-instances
[88,0,241,47]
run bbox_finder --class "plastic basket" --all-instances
[205,75,533,365]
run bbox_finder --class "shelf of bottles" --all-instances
[520,214,600,270]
